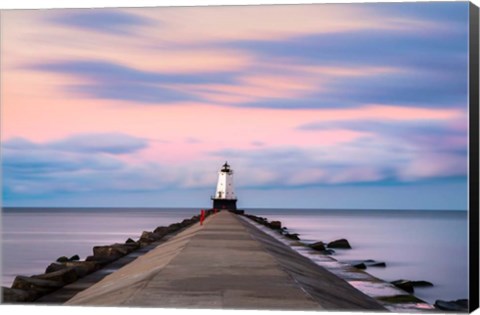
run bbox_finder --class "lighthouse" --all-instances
[211,162,237,210]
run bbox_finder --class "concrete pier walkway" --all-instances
[66,211,385,310]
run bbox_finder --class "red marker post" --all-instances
[200,209,206,225]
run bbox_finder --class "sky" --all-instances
[0,1,471,210]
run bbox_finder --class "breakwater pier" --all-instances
[3,209,447,311]
[65,210,385,310]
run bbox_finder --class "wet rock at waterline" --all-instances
[391,279,433,294]
[1,287,36,302]
[32,267,78,285]
[284,233,300,240]
[434,299,468,312]
[56,256,69,263]
[309,241,326,251]
[269,221,282,230]
[327,239,351,249]
[346,260,387,269]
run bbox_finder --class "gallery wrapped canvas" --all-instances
[0,0,479,314]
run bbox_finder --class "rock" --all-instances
[309,241,326,251]
[434,299,468,312]
[285,233,300,240]
[327,239,351,249]
[2,287,36,302]
[85,256,113,266]
[178,219,190,227]
[56,256,69,263]
[391,279,434,294]
[321,249,335,255]
[353,263,367,269]
[167,223,183,232]
[32,267,78,285]
[346,260,386,269]
[391,280,415,293]
[411,280,433,287]
[45,263,68,273]
[139,231,164,244]
[87,243,136,263]
[69,254,80,261]
[369,261,386,267]
[252,216,267,225]
[124,242,140,250]
[12,275,64,293]
[153,226,169,235]
[64,261,99,277]
[125,238,136,244]
[289,241,305,246]
[269,221,282,230]
[93,243,134,259]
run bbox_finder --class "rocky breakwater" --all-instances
[239,211,454,312]
[2,210,216,304]
[242,213,357,257]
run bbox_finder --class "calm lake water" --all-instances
[1,207,468,305]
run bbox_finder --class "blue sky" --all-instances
[1,2,471,210]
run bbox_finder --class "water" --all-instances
[1,207,199,287]
[246,208,468,305]
[1,207,468,305]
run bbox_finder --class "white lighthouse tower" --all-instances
[211,162,237,210]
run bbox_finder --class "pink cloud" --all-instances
[398,152,467,181]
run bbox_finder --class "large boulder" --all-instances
[45,262,68,273]
[322,249,335,255]
[269,221,282,230]
[167,223,183,233]
[32,267,78,285]
[2,287,36,303]
[309,241,326,251]
[434,299,468,312]
[327,239,351,249]
[56,256,69,263]
[258,217,268,224]
[391,280,414,293]
[153,226,169,235]
[46,260,98,277]
[180,218,195,227]
[11,275,64,296]
[125,238,136,244]
[69,254,80,261]
[139,231,164,244]
[391,280,415,293]
[353,263,367,270]
[85,255,113,266]
[411,280,433,287]
[391,279,434,294]
[285,233,300,240]
[93,243,134,258]
[64,261,99,277]
[346,260,386,269]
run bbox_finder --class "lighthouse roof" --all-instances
[221,161,231,172]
